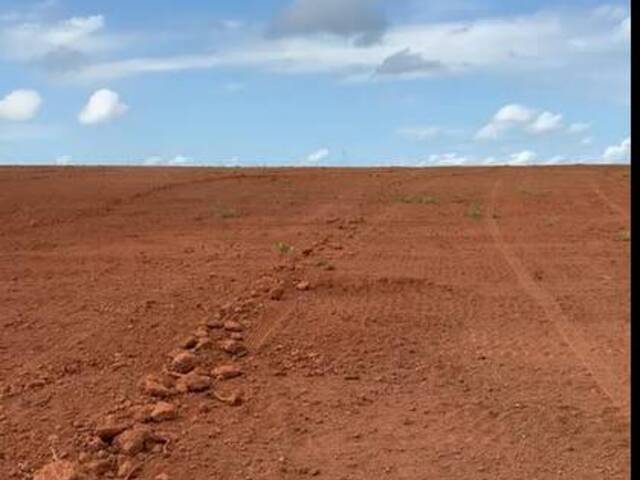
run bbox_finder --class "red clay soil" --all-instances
[0,165,630,479]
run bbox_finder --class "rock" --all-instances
[296,281,311,291]
[113,427,150,456]
[194,326,209,338]
[219,339,248,357]
[142,375,174,398]
[155,474,170,480]
[206,319,224,329]
[150,402,178,422]
[230,332,244,341]
[116,459,134,478]
[85,436,107,452]
[170,351,198,374]
[180,336,198,349]
[95,415,131,442]
[302,247,313,256]
[214,390,243,406]
[33,460,79,480]
[223,321,243,332]
[86,458,114,476]
[212,365,243,380]
[270,287,284,301]
[176,372,211,393]
[194,338,213,352]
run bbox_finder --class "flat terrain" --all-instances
[0,166,630,479]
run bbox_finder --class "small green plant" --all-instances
[274,241,294,254]
[467,202,482,220]
[394,194,439,205]
[617,230,630,242]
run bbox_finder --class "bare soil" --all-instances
[0,166,630,479]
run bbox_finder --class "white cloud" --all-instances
[306,148,330,163]
[581,137,593,145]
[494,104,535,123]
[508,150,536,165]
[602,137,630,163]
[0,15,113,61]
[143,155,196,166]
[55,155,73,165]
[78,89,128,125]
[67,6,630,85]
[0,89,42,121]
[527,111,563,134]
[475,103,534,140]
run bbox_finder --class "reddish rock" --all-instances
[212,364,243,380]
[230,332,244,341]
[86,458,114,476]
[296,281,311,291]
[33,461,79,480]
[95,415,131,442]
[206,319,224,329]
[219,339,248,357]
[180,336,198,349]
[113,427,151,455]
[142,375,174,398]
[170,351,198,374]
[176,372,212,393]
[223,320,243,332]
[150,401,178,422]
[270,287,285,300]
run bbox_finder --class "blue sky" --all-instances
[0,0,631,166]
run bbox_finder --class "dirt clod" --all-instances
[212,364,243,380]
[150,402,178,422]
[170,351,198,374]
[113,427,151,456]
[34,461,79,480]
[176,372,212,393]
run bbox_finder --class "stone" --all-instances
[95,415,131,442]
[206,319,224,329]
[86,458,113,476]
[230,332,244,341]
[113,427,150,456]
[170,351,198,374]
[155,474,170,480]
[212,365,243,380]
[270,287,284,300]
[150,402,178,422]
[296,281,311,291]
[219,339,248,357]
[223,321,243,332]
[33,461,79,480]
[180,336,198,349]
[142,376,174,398]
[176,372,211,393]
[116,459,134,478]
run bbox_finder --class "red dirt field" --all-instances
[0,165,630,479]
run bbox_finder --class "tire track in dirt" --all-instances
[591,183,629,220]
[487,180,627,414]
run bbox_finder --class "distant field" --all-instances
[0,165,629,479]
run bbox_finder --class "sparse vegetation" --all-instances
[394,194,439,205]
[543,216,558,226]
[274,241,294,254]
[467,202,483,220]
